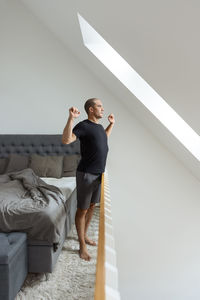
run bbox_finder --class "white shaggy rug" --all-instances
[16,206,99,300]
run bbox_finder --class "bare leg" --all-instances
[75,208,91,261]
[85,203,97,246]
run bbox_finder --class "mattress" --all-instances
[40,177,76,202]
[0,172,76,244]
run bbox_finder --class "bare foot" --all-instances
[79,245,91,261]
[85,236,97,246]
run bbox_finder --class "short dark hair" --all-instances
[84,98,97,114]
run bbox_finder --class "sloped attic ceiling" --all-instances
[20,0,200,179]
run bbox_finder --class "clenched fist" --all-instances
[108,113,115,124]
[69,107,80,119]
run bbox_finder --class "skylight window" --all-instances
[78,13,200,161]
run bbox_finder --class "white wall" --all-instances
[110,118,200,300]
[1,1,200,300]
[0,0,112,133]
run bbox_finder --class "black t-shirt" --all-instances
[73,119,108,174]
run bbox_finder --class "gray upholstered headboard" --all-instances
[0,135,80,158]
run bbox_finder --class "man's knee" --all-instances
[76,207,88,217]
[89,203,95,210]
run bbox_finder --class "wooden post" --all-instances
[94,173,105,300]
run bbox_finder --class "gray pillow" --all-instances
[5,154,29,173]
[30,154,63,178]
[62,154,80,177]
[0,158,8,174]
[0,174,10,183]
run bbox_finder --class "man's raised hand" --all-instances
[69,107,80,119]
[108,113,115,124]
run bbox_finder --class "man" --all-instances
[62,98,115,261]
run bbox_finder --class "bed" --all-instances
[0,134,80,273]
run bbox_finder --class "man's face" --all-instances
[91,99,104,119]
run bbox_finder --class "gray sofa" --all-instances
[0,232,27,300]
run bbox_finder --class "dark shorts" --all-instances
[76,171,102,210]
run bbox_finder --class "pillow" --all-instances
[62,154,80,177]
[29,154,63,178]
[0,174,10,183]
[0,158,8,174]
[5,154,29,173]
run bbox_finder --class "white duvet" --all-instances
[40,177,76,202]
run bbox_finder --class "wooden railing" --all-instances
[94,173,105,300]
[94,172,120,300]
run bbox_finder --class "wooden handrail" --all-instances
[94,173,105,300]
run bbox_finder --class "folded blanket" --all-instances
[0,168,66,245]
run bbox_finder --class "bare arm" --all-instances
[105,113,115,137]
[62,107,80,144]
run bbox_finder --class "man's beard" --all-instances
[94,112,103,119]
